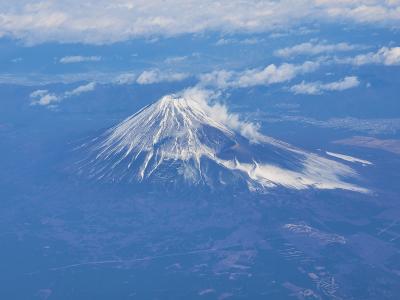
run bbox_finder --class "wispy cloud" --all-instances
[164,56,188,64]
[325,151,372,165]
[136,69,189,85]
[59,56,102,64]
[215,37,265,46]
[64,82,96,97]
[30,82,97,106]
[113,73,137,85]
[30,89,60,106]
[275,41,364,58]
[182,87,263,143]
[28,68,190,106]
[290,76,360,95]
[11,57,22,63]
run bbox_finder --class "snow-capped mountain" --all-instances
[78,92,367,193]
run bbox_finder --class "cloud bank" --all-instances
[0,1,399,45]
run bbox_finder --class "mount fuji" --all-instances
[77,90,367,193]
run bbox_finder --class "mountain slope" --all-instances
[78,93,368,193]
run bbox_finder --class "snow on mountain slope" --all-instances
[78,90,368,193]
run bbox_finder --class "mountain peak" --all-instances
[79,93,368,193]
[82,93,235,182]
[158,94,186,105]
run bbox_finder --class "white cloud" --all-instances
[338,46,400,66]
[59,56,102,64]
[0,1,399,45]
[215,37,264,46]
[181,87,263,143]
[30,89,48,98]
[237,61,319,87]
[28,68,190,107]
[290,76,360,95]
[275,41,364,58]
[0,71,137,86]
[30,89,60,106]
[326,151,372,165]
[199,70,235,89]
[65,82,96,96]
[215,38,236,46]
[200,61,320,89]
[136,69,188,85]
[30,82,97,106]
